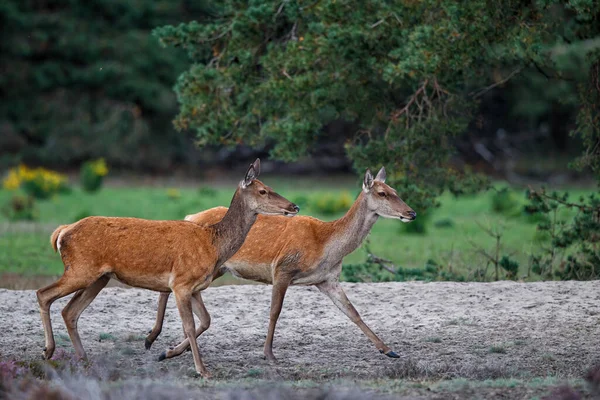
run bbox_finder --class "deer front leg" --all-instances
[146,269,225,350]
[169,288,210,378]
[145,292,170,350]
[264,278,291,362]
[316,279,399,358]
[159,292,211,359]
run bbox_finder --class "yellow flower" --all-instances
[2,169,21,190]
[91,159,108,177]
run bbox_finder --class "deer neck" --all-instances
[328,192,378,259]
[210,188,257,267]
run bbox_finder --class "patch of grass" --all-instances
[424,337,442,343]
[120,347,135,356]
[0,181,595,280]
[488,345,507,354]
[98,333,116,342]
[443,317,477,327]
[124,334,145,342]
[246,368,262,378]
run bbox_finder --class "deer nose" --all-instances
[407,210,417,219]
[292,204,300,213]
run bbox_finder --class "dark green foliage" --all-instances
[1,195,37,221]
[491,188,520,217]
[499,256,519,280]
[527,188,600,280]
[0,1,211,171]
[80,160,106,192]
[341,243,465,282]
[433,218,455,229]
[402,212,430,235]
[197,187,218,198]
[154,0,600,212]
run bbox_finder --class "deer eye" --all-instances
[259,189,267,195]
[378,192,386,197]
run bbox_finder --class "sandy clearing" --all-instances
[0,281,599,381]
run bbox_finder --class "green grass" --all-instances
[0,179,594,280]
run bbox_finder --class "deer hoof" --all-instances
[144,338,153,350]
[158,351,167,362]
[384,350,400,358]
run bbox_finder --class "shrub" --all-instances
[197,186,217,198]
[312,191,353,215]
[2,195,38,221]
[401,212,430,235]
[491,188,520,216]
[527,188,600,280]
[2,165,69,199]
[80,159,108,192]
[433,218,455,229]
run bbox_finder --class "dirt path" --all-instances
[1,281,599,383]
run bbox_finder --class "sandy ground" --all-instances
[1,281,599,395]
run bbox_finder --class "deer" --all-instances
[37,159,299,378]
[144,167,416,362]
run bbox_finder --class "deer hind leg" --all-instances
[159,291,211,359]
[148,268,225,350]
[263,277,291,362]
[167,288,210,378]
[316,279,399,358]
[36,274,92,360]
[145,292,170,350]
[61,275,110,359]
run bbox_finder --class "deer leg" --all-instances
[36,275,92,360]
[145,292,170,350]
[160,292,211,358]
[263,278,290,362]
[61,275,110,359]
[316,280,399,358]
[167,288,210,377]
[147,268,225,350]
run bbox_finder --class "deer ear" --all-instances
[374,167,386,183]
[363,169,374,192]
[242,159,259,188]
[251,158,261,177]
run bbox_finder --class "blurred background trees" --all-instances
[1,0,600,210]
[0,0,212,171]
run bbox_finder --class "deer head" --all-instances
[239,159,299,217]
[362,167,416,222]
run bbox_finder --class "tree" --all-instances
[155,0,600,211]
[0,0,212,171]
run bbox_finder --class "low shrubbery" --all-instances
[526,188,600,280]
[1,194,38,221]
[80,159,108,192]
[311,191,353,215]
[2,165,69,199]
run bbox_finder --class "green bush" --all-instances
[433,218,455,229]
[527,188,600,280]
[197,187,217,198]
[401,212,431,235]
[2,195,38,221]
[80,159,108,193]
[311,192,353,215]
[491,188,520,216]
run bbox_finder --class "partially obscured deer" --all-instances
[38,159,298,377]
[146,167,416,361]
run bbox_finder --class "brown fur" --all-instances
[147,168,416,361]
[36,159,298,378]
